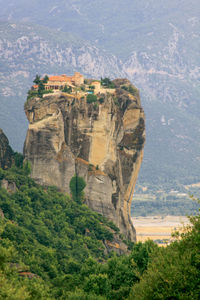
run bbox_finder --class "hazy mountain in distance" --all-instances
[0,0,199,57]
[0,0,200,187]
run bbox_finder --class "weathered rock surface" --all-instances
[1,179,17,194]
[0,208,4,219]
[0,128,13,169]
[24,79,145,241]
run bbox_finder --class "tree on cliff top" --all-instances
[33,74,49,98]
[33,74,41,85]
[101,77,115,88]
[69,175,86,204]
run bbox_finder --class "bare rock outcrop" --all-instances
[1,179,17,193]
[0,129,13,169]
[0,208,4,219]
[24,79,145,241]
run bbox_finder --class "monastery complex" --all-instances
[32,72,115,95]
[45,72,84,90]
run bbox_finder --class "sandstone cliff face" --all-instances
[0,129,13,169]
[24,79,145,241]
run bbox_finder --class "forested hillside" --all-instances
[0,161,200,299]
[0,161,134,299]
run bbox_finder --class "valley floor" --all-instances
[132,216,190,245]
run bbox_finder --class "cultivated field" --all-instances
[132,216,190,245]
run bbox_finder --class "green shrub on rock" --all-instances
[87,94,97,103]
[69,175,86,204]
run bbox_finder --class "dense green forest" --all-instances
[0,161,200,299]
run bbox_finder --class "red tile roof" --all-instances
[45,73,83,84]
[48,76,69,82]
